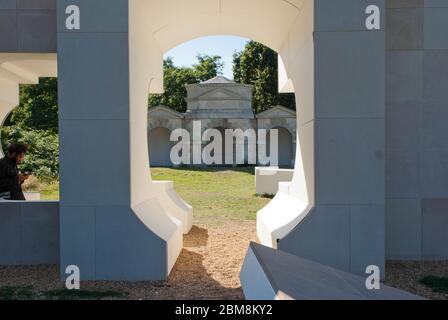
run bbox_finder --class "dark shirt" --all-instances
[0,156,25,201]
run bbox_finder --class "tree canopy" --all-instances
[149,43,296,114]
[0,41,296,180]
[5,77,58,133]
[1,78,59,179]
[148,54,224,112]
[233,41,295,113]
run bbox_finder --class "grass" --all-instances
[0,286,34,300]
[22,176,59,201]
[23,167,270,221]
[0,286,126,300]
[40,182,59,200]
[152,167,270,221]
[420,276,448,294]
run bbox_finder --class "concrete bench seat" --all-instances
[255,167,294,196]
[240,242,425,300]
[0,201,59,265]
[153,181,193,234]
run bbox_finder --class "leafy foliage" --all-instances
[149,55,224,112]
[233,41,295,113]
[1,126,59,180]
[1,78,59,180]
[6,78,58,133]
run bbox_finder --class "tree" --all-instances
[1,126,59,180]
[6,77,58,133]
[194,54,224,80]
[149,55,224,112]
[1,77,59,180]
[233,41,295,113]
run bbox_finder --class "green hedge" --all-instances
[1,126,59,181]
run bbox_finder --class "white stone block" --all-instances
[257,189,312,248]
[255,167,294,195]
[153,181,193,234]
[24,192,41,201]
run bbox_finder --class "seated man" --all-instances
[0,143,31,201]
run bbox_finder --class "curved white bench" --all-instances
[257,182,312,248]
[153,181,193,234]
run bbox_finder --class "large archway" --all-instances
[126,0,315,279]
[55,0,386,280]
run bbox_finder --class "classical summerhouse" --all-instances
[148,76,297,167]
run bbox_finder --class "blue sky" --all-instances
[164,35,249,79]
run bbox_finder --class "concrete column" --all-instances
[279,0,386,276]
[385,0,448,261]
[57,0,182,281]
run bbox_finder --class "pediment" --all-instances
[194,88,244,101]
[148,105,184,119]
[256,105,296,119]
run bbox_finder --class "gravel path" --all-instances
[385,260,448,300]
[1,218,447,300]
[0,218,257,300]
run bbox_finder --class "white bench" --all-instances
[255,167,294,196]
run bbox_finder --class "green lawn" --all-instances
[40,182,59,200]
[34,167,270,221]
[152,167,270,221]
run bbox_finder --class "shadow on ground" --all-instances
[184,225,209,248]
[167,249,244,300]
[166,224,244,300]
[0,224,245,300]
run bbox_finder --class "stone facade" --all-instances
[385,0,448,261]
[148,76,297,167]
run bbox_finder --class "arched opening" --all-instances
[145,27,301,294]
[124,0,315,283]
[50,0,317,284]
[0,54,58,201]
[148,127,174,167]
[267,127,294,168]
[277,127,294,168]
